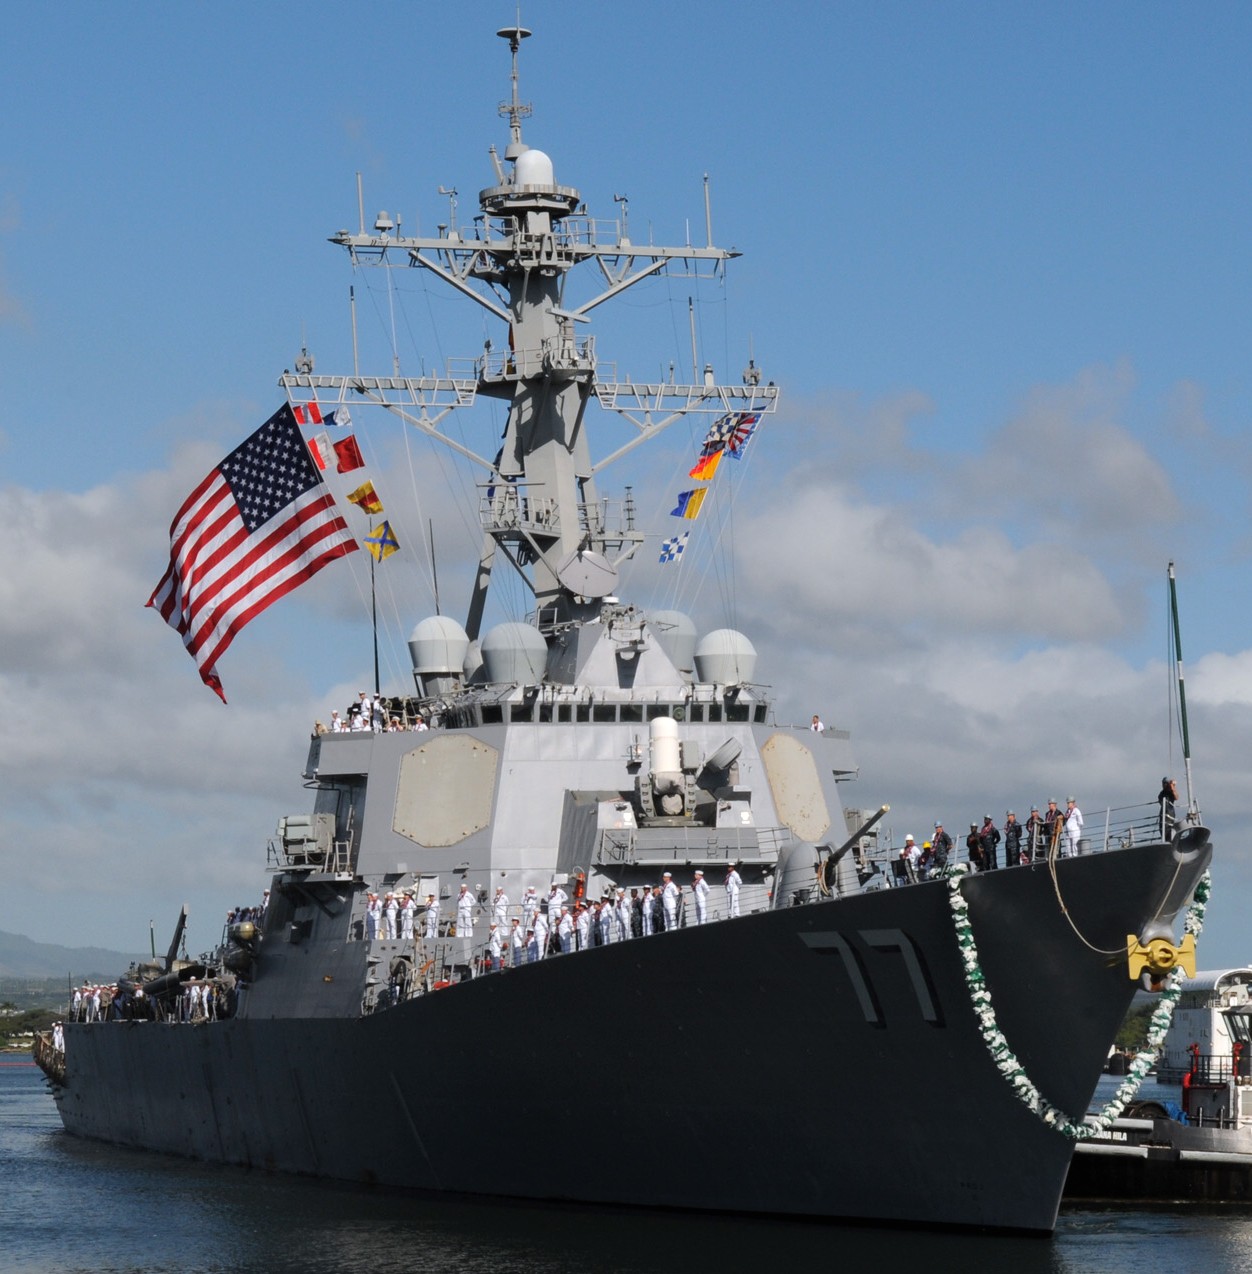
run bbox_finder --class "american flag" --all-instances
[147,404,358,701]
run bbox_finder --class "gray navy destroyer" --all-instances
[38,26,1214,1234]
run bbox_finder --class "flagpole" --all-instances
[1168,561,1196,819]
[371,519,380,695]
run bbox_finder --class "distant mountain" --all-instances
[0,929,142,981]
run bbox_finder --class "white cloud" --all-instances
[4,365,1250,966]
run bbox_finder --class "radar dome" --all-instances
[693,629,757,685]
[646,610,697,674]
[408,615,470,675]
[514,148,555,187]
[408,615,471,699]
[481,622,548,684]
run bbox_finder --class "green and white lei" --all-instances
[947,863,1212,1140]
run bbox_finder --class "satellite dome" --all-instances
[693,629,757,685]
[481,622,548,684]
[408,615,471,699]
[514,148,555,187]
[408,615,470,675]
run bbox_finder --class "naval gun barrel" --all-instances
[831,804,890,861]
[816,805,891,896]
[140,963,207,1000]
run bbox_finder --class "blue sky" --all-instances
[2,2,1250,970]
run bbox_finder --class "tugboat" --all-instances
[38,26,1212,1234]
[1067,969,1252,1203]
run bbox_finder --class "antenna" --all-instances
[688,297,698,384]
[438,186,458,232]
[614,192,630,242]
[350,285,360,377]
[430,518,441,616]
[497,24,533,147]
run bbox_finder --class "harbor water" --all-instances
[3,1062,1250,1274]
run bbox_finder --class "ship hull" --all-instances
[49,842,1206,1233]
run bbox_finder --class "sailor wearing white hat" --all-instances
[691,869,710,924]
[532,910,550,959]
[558,906,575,954]
[615,888,631,941]
[521,886,538,934]
[661,872,679,930]
[724,864,742,918]
[456,883,475,938]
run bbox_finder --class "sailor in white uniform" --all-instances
[558,907,575,954]
[456,884,475,938]
[510,918,525,967]
[615,889,630,941]
[661,872,679,930]
[399,892,416,940]
[532,912,549,959]
[691,869,710,924]
[383,893,398,939]
[1064,798,1084,857]
[575,905,592,951]
[493,887,509,929]
[488,923,503,971]
[598,899,613,946]
[521,886,538,934]
[365,893,380,940]
[725,865,742,918]
[546,884,568,927]
[423,894,440,941]
[641,887,655,936]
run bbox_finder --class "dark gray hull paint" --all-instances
[51,842,1208,1233]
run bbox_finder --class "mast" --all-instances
[1168,560,1197,820]
[280,27,779,652]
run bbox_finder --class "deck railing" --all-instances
[876,800,1184,886]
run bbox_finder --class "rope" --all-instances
[1042,834,1186,958]
[947,863,1211,1140]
